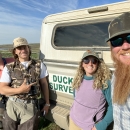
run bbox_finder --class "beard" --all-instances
[112,52,130,105]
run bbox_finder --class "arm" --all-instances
[0,82,21,95]
[39,62,50,114]
[0,79,36,96]
[39,77,50,114]
[95,80,113,130]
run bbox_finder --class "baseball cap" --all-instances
[82,50,99,59]
[13,37,28,48]
[107,12,130,42]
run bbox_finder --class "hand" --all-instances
[41,104,50,115]
[92,126,97,130]
[19,78,36,93]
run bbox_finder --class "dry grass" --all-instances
[0,43,40,52]
[38,118,62,130]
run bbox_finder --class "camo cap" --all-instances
[82,50,99,59]
[107,12,130,42]
[13,37,28,48]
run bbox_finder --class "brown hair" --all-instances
[11,45,32,60]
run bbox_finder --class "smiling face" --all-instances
[15,45,30,62]
[110,34,130,104]
[111,34,130,65]
[82,56,99,76]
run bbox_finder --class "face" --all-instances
[15,45,30,61]
[82,56,98,76]
[111,34,130,65]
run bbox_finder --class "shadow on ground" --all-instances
[38,118,62,130]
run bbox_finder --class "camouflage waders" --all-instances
[2,59,41,130]
[2,111,40,130]
[6,59,41,100]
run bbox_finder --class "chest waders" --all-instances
[3,59,42,130]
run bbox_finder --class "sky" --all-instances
[0,0,127,45]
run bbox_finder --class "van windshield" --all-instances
[54,21,110,48]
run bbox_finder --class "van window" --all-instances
[53,22,110,48]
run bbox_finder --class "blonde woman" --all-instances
[69,50,113,130]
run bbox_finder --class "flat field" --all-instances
[0,43,40,59]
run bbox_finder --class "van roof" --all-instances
[43,1,130,23]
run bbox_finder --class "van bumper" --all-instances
[45,104,70,130]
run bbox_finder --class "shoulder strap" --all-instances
[2,58,7,65]
[35,59,41,78]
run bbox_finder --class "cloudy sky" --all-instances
[0,0,126,44]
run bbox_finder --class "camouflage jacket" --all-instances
[6,59,41,99]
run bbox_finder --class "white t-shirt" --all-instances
[0,61,48,83]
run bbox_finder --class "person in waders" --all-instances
[0,37,50,130]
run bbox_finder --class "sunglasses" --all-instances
[83,58,98,64]
[110,34,130,47]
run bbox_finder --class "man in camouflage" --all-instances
[0,37,50,130]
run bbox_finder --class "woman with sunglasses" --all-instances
[69,50,113,130]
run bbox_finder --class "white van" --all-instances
[39,1,130,130]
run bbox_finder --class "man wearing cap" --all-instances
[107,12,130,129]
[0,37,50,130]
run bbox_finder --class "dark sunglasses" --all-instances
[110,34,130,47]
[83,58,98,64]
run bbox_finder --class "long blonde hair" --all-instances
[72,59,112,90]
